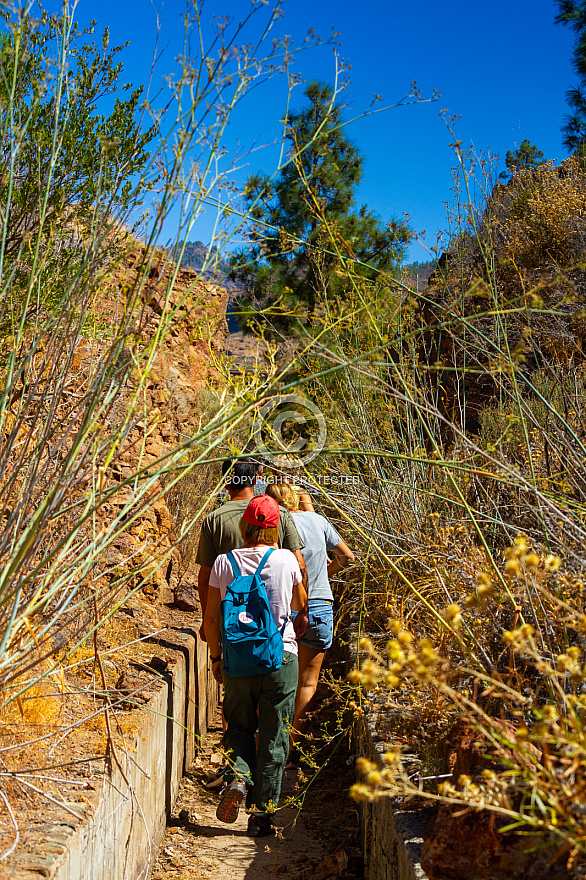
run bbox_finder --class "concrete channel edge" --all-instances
[27,624,430,880]
[22,628,220,880]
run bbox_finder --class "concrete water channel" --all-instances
[17,621,427,880]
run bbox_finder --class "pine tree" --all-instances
[555,1,586,152]
[232,81,410,321]
[499,140,546,181]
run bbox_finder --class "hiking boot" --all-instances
[247,814,275,838]
[204,764,227,790]
[216,779,247,823]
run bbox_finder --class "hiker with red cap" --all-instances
[196,458,308,640]
[204,494,308,838]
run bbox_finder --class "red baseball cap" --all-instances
[243,495,280,529]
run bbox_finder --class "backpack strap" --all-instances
[254,547,275,577]
[226,551,241,580]
[255,548,288,633]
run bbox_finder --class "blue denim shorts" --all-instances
[292,599,334,651]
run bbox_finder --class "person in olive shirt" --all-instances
[196,459,309,640]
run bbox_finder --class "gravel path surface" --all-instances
[151,679,364,880]
[151,724,326,880]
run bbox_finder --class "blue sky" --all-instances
[60,0,574,262]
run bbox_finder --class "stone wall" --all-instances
[354,707,432,880]
[15,630,219,880]
[354,703,429,880]
[342,619,432,880]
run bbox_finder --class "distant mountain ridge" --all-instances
[171,242,437,297]
[402,259,437,291]
[170,240,241,290]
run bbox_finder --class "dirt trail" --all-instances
[151,725,324,880]
[152,694,363,880]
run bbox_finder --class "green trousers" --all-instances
[222,651,298,817]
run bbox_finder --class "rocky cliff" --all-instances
[92,240,229,620]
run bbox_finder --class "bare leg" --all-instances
[291,644,325,749]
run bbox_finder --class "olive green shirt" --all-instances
[195,499,304,568]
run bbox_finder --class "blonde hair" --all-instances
[266,481,299,512]
[239,518,279,546]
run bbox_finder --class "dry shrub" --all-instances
[0,676,64,727]
[488,157,586,265]
[266,145,586,867]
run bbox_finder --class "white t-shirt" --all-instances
[210,546,301,656]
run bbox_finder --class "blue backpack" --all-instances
[220,548,286,677]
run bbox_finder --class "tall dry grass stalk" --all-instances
[0,0,338,859]
[218,126,586,865]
